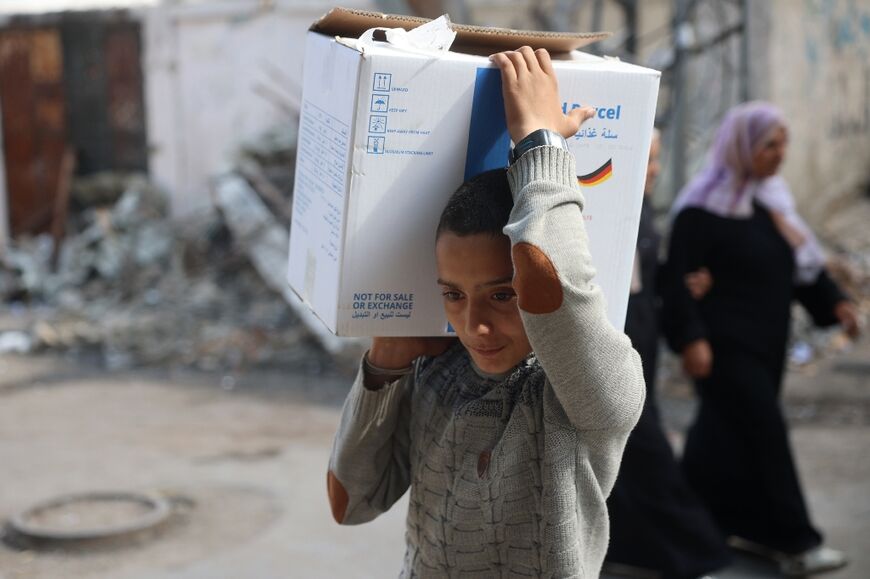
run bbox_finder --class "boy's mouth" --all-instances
[470,345,505,359]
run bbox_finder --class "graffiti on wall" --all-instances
[803,0,870,138]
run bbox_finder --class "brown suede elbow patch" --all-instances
[327,470,349,523]
[512,242,563,314]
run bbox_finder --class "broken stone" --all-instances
[111,178,169,230]
[0,331,33,354]
[133,222,173,266]
[94,234,128,281]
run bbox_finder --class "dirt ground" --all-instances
[0,337,867,579]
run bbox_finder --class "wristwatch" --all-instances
[508,129,570,165]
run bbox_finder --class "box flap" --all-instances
[311,7,610,54]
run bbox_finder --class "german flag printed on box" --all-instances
[578,159,613,187]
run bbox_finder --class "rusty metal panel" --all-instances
[0,14,147,238]
[30,29,63,84]
[0,28,67,236]
[105,23,146,172]
[30,28,66,226]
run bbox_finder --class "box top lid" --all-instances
[311,7,610,53]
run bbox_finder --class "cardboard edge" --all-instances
[311,6,611,53]
[335,45,370,336]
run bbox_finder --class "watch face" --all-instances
[509,130,569,165]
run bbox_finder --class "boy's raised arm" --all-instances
[491,47,645,432]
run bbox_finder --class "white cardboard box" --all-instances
[287,8,661,337]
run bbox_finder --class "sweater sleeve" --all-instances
[661,208,710,352]
[502,146,645,433]
[326,361,413,525]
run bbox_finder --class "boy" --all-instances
[327,47,645,577]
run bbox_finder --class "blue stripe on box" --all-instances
[463,68,511,181]
[444,68,510,336]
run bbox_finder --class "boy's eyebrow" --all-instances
[480,276,514,288]
[437,276,514,289]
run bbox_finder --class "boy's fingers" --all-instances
[517,46,540,73]
[565,106,595,135]
[505,50,529,76]
[535,48,554,74]
[490,52,517,84]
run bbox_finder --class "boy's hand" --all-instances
[368,337,456,370]
[490,46,595,144]
[364,337,455,390]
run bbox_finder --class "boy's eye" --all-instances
[492,291,515,302]
[442,290,463,302]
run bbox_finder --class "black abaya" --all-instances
[662,203,845,555]
[606,200,731,578]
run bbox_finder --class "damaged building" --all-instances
[0,0,866,371]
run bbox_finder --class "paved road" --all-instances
[0,339,866,578]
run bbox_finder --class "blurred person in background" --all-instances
[662,101,861,577]
[605,130,731,579]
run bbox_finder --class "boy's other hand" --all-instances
[490,47,595,144]
[369,337,457,370]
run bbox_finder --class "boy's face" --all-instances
[435,232,532,374]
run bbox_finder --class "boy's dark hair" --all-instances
[436,169,513,238]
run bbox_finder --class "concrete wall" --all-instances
[765,0,870,237]
[144,0,372,218]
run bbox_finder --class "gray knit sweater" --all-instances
[327,147,646,578]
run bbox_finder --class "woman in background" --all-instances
[605,129,731,579]
[662,102,860,577]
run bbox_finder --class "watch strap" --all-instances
[509,129,569,165]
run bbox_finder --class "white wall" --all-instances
[144,0,373,217]
[767,0,870,234]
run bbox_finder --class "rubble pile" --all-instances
[0,168,336,372]
[237,124,298,203]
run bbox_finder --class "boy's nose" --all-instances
[465,306,492,336]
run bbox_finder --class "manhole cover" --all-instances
[9,491,171,541]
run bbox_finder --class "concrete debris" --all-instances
[0,331,33,354]
[0,156,348,373]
